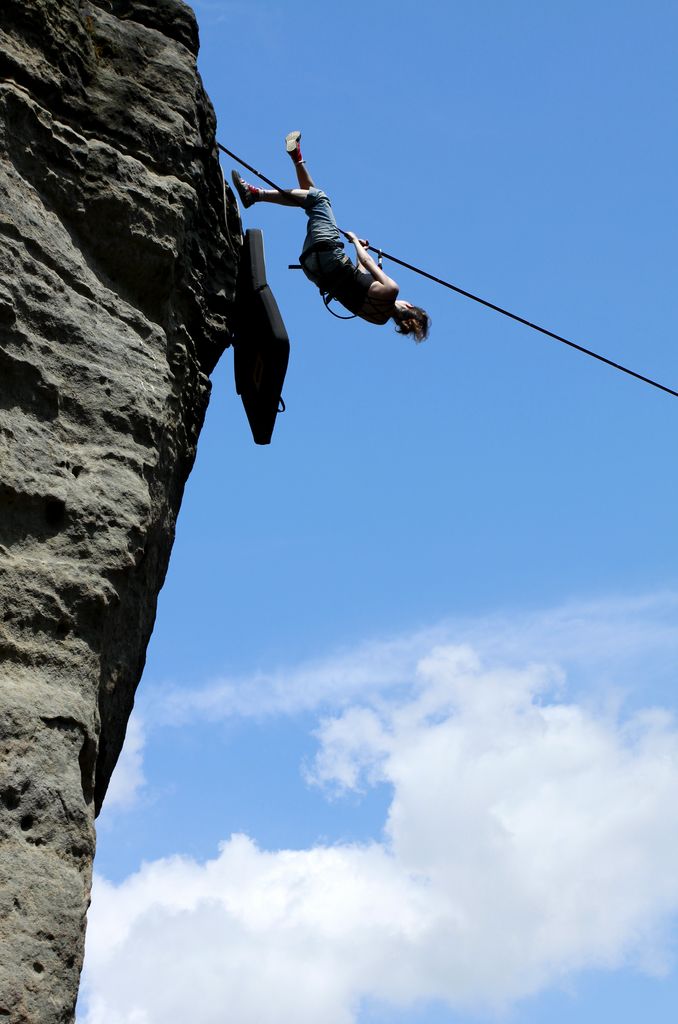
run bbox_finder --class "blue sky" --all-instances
[78,2,678,1022]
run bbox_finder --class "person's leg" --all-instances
[286,130,315,189]
[231,132,316,208]
[231,170,308,208]
[294,162,314,190]
[256,188,309,206]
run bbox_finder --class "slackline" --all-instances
[218,142,678,400]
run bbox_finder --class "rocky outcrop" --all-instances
[0,1,239,1018]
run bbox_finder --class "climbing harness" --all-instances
[289,260,356,318]
[298,240,362,320]
[219,142,678,401]
[323,293,357,320]
[288,261,356,318]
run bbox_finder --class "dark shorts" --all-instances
[300,188,341,252]
[299,190,373,315]
[301,249,373,316]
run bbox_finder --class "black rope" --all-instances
[363,246,678,400]
[219,142,678,400]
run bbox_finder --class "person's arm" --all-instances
[345,232,399,299]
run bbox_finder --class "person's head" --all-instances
[393,301,430,343]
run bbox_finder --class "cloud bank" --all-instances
[139,592,678,726]
[81,608,678,1024]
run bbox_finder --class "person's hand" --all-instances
[345,231,369,248]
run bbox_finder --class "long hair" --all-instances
[394,305,430,343]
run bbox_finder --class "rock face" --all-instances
[0,1,239,1018]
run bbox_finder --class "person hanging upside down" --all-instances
[231,132,430,342]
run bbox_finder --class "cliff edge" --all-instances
[0,1,239,1018]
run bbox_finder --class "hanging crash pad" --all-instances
[232,229,290,445]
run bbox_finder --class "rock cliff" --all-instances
[0,1,239,1018]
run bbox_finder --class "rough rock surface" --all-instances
[0,1,239,1018]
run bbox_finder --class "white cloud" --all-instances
[81,633,678,1023]
[81,837,434,1024]
[106,591,678,816]
[102,716,146,810]
[145,591,678,726]
[145,626,441,725]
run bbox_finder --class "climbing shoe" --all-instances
[231,169,258,209]
[285,130,303,163]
